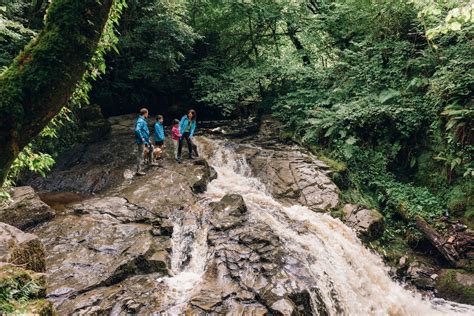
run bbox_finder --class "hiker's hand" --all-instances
[141,138,145,143]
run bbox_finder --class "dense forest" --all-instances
[0,0,473,313]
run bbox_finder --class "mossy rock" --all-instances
[278,130,294,143]
[0,264,54,315]
[463,207,474,230]
[317,154,347,174]
[317,154,348,189]
[372,236,412,266]
[23,299,56,316]
[330,208,344,221]
[435,269,474,305]
[0,264,46,295]
[0,222,47,272]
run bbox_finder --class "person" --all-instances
[134,108,151,175]
[177,109,198,163]
[171,119,181,162]
[154,114,165,147]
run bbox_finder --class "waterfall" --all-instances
[200,139,473,315]
[156,138,473,315]
[156,203,211,315]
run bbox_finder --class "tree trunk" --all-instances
[415,215,460,267]
[287,23,310,66]
[0,0,114,186]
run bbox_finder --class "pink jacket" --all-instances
[172,125,181,141]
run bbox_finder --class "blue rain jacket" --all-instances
[134,116,150,144]
[179,115,196,137]
[154,122,165,142]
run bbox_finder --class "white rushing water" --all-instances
[156,204,210,315]
[199,139,474,316]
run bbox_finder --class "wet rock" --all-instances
[24,115,139,193]
[342,204,384,240]
[0,223,46,272]
[56,273,167,315]
[210,194,247,215]
[405,260,438,290]
[70,196,158,223]
[0,186,55,230]
[192,158,217,194]
[181,194,323,314]
[236,143,340,212]
[435,269,474,304]
[205,118,259,138]
[118,149,207,214]
[31,209,170,309]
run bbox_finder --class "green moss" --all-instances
[463,208,474,230]
[0,0,114,185]
[23,299,55,316]
[330,208,344,221]
[278,129,294,143]
[371,235,412,266]
[0,265,50,314]
[318,154,347,174]
[436,269,474,305]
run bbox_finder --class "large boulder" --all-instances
[342,204,384,240]
[30,197,171,311]
[405,260,438,290]
[0,186,55,230]
[25,115,138,193]
[236,144,340,212]
[191,159,217,194]
[180,194,325,314]
[435,269,474,304]
[0,222,46,272]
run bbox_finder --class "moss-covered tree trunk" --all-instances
[0,0,114,186]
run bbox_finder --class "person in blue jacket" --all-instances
[154,115,165,147]
[177,109,198,163]
[134,108,150,175]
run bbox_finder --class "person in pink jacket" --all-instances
[171,119,182,162]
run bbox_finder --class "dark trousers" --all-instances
[178,132,197,158]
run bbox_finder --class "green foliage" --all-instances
[6,146,55,185]
[0,266,44,314]
[184,0,472,240]
[92,0,200,113]
[0,3,36,68]
[1,0,126,197]
[415,0,474,40]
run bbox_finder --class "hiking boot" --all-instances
[176,157,182,164]
[136,171,146,176]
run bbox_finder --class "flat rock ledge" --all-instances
[0,186,55,230]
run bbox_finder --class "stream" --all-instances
[145,138,473,315]
[23,115,474,315]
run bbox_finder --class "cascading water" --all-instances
[156,204,211,315]
[154,138,473,315]
[198,138,474,316]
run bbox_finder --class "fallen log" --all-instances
[415,215,460,267]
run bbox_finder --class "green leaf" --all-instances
[378,89,400,104]
[345,136,357,145]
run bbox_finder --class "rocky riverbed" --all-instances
[0,115,473,314]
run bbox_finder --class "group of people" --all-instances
[134,108,198,176]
